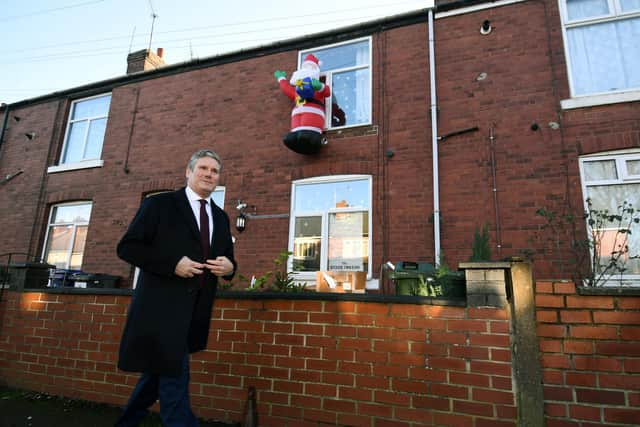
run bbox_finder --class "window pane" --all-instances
[567,18,640,95]
[71,95,111,120]
[293,216,321,271]
[328,211,368,272]
[627,159,640,176]
[295,179,370,211]
[621,0,640,12]
[308,40,369,71]
[586,184,640,276]
[583,160,618,181]
[566,0,610,20]
[212,189,225,208]
[69,226,88,270]
[62,121,87,163]
[332,69,371,126]
[52,204,92,224]
[84,118,107,160]
[45,225,73,268]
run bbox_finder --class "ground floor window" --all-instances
[579,149,640,285]
[290,175,371,279]
[42,202,93,269]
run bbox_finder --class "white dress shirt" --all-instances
[185,186,214,243]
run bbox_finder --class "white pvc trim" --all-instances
[561,90,640,110]
[435,0,528,19]
[47,159,104,174]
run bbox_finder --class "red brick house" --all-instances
[1,0,639,289]
[1,1,640,425]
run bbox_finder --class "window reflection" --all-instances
[44,203,92,269]
[291,176,371,276]
[293,217,321,271]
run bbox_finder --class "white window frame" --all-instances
[298,37,372,131]
[558,0,640,109]
[289,175,373,282]
[131,187,225,288]
[41,201,93,270]
[58,93,112,166]
[579,149,640,286]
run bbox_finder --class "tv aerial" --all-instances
[147,0,158,50]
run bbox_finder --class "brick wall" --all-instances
[536,281,640,426]
[0,290,515,426]
[1,1,639,284]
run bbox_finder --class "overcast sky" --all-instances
[1,0,430,105]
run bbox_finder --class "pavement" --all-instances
[0,386,238,427]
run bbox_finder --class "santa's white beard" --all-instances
[290,68,319,85]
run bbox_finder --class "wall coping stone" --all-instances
[459,261,511,269]
[16,288,466,306]
[576,286,640,296]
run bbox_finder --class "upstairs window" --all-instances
[560,0,640,96]
[43,202,93,270]
[290,176,372,278]
[60,94,111,164]
[299,37,372,129]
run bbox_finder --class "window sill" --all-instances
[561,90,640,110]
[326,124,378,139]
[47,159,104,174]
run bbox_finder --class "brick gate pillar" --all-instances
[460,261,545,427]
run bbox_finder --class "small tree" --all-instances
[536,199,639,286]
[585,199,639,286]
[469,224,492,262]
[240,250,308,292]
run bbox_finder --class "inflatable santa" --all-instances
[274,53,331,155]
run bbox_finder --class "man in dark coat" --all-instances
[115,149,236,427]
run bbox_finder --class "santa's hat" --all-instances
[302,53,321,69]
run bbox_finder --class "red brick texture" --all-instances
[536,281,640,426]
[1,1,639,285]
[0,291,515,426]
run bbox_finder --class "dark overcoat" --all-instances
[116,187,236,376]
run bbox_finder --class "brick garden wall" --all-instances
[3,1,639,286]
[536,281,640,426]
[0,290,515,427]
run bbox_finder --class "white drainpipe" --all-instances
[428,8,441,266]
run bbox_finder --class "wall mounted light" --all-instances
[235,212,247,233]
[25,132,36,140]
[480,19,492,35]
[235,200,250,233]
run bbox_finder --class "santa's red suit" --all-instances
[277,77,331,134]
[274,53,331,155]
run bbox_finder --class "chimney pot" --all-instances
[157,48,164,58]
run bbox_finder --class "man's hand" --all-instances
[174,256,205,278]
[274,70,287,81]
[204,256,234,277]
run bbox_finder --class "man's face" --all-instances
[186,156,220,198]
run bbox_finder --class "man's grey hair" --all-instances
[188,149,222,172]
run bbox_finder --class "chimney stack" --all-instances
[126,48,166,74]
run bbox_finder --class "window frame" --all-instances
[41,201,93,270]
[579,149,640,286]
[288,175,373,282]
[558,0,640,107]
[58,93,112,166]
[298,36,373,131]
